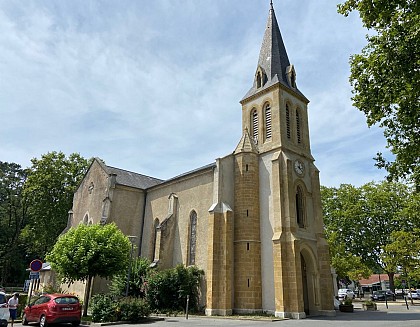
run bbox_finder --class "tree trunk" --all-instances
[83,276,93,317]
[387,272,395,292]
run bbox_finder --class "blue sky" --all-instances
[0,0,389,187]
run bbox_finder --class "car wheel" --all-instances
[72,321,80,327]
[22,313,29,325]
[39,315,47,327]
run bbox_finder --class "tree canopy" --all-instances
[22,151,90,257]
[46,223,131,315]
[0,153,90,286]
[338,0,420,189]
[0,162,29,284]
[321,181,418,289]
[46,223,131,283]
[383,230,420,282]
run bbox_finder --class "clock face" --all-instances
[294,160,305,176]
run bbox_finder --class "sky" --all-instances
[0,0,390,187]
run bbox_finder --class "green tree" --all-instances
[46,223,131,316]
[0,162,29,284]
[338,0,420,188]
[110,257,151,298]
[383,231,420,283]
[22,152,90,257]
[146,265,204,313]
[321,181,412,289]
[321,185,372,284]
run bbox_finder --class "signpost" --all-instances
[28,260,43,305]
[30,259,43,273]
[29,272,40,280]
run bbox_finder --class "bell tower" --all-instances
[240,0,311,158]
[236,0,335,319]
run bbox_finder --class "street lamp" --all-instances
[125,236,137,297]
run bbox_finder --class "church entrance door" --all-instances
[301,254,310,315]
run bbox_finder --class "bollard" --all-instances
[186,295,190,319]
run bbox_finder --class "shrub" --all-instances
[110,257,151,298]
[90,294,117,322]
[90,294,151,322]
[146,265,204,313]
[343,297,353,305]
[117,297,151,322]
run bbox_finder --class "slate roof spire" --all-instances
[242,1,307,102]
[259,1,290,82]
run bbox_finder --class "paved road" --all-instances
[10,301,420,327]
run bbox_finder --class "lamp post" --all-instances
[125,236,137,297]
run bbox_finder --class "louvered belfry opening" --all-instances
[286,104,291,139]
[252,110,258,144]
[296,110,301,144]
[265,104,272,140]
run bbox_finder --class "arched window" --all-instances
[265,103,272,140]
[296,186,305,228]
[256,72,262,88]
[152,219,160,261]
[83,214,89,225]
[296,109,301,144]
[188,211,198,266]
[286,104,291,139]
[291,70,296,88]
[251,109,258,144]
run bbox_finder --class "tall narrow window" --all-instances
[265,104,272,140]
[251,109,258,144]
[286,104,291,139]
[188,211,198,266]
[296,186,305,228]
[291,71,296,88]
[256,72,262,88]
[296,110,301,144]
[152,219,160,261]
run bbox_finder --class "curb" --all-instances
[81,317,165,326]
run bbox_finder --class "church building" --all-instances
[66,1,335,319]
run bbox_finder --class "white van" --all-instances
[0,291,9,327]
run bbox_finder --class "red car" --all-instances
[22,294,81,327]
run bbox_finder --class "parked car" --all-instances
[395,289,407,299]
[407,290,420,300]
[0,291,9,327]
[338,288,355,300]
[370,290,396,301]
[22,294,81,327]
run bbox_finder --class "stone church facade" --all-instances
[66,2,334,319]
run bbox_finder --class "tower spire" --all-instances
[242,1,307,102]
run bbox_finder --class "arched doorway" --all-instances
[301,254,309,315]
[300,248,320,316]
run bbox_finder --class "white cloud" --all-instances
[0,0,388,186]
